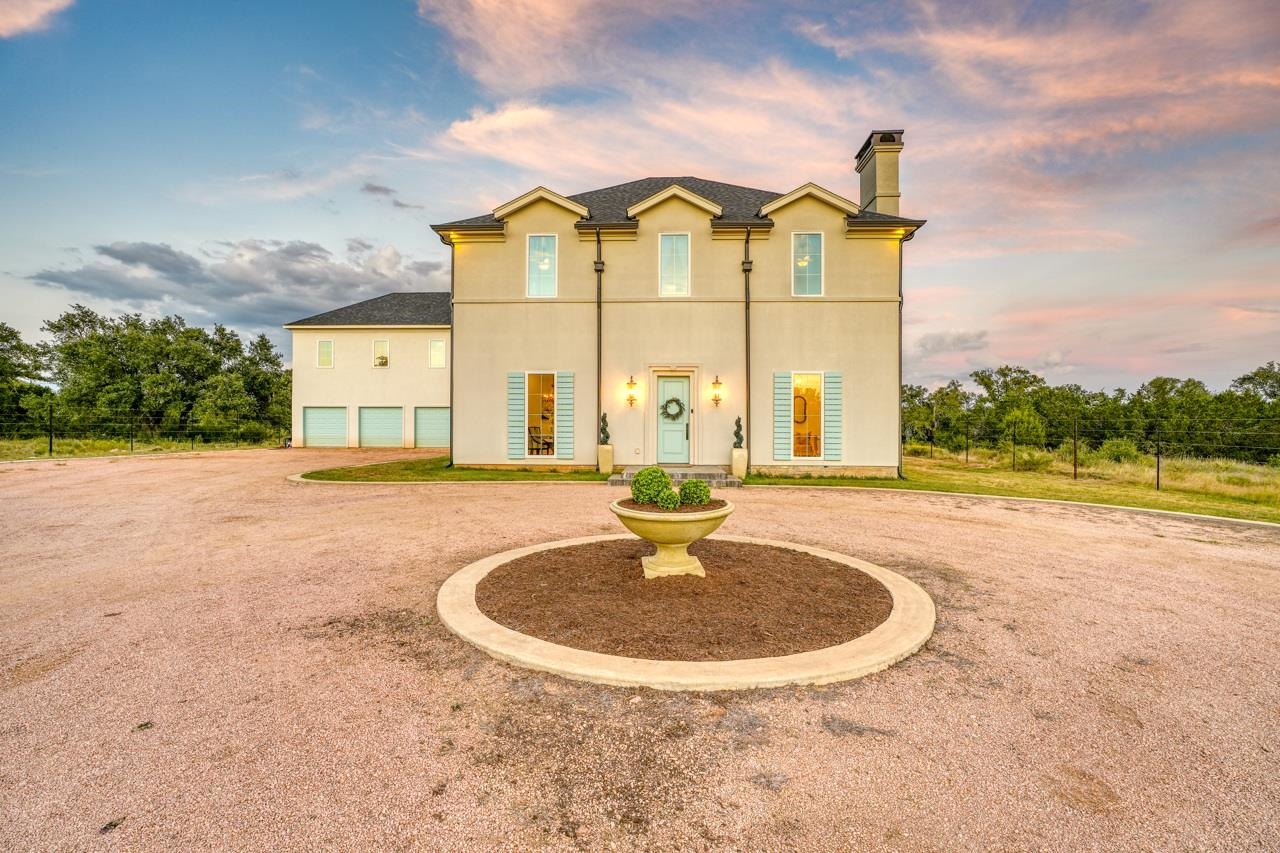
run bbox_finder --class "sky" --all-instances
[1,0,1277,391]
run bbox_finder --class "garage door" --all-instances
[359,407,403,447]
[414,407,450,448]
[303,407,347,447]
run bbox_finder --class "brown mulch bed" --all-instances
[616,498,729,514]
[474,539,893,661]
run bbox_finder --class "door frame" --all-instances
[645,366,698,466]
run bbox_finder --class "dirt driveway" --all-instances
[1,449,1277,851]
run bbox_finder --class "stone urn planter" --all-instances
[609,499,735,579]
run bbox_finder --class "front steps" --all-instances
[607,465,741,489]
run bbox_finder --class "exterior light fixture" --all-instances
[711,375,722,407]
[626,375,637,408]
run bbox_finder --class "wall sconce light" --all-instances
[626,375,637,408]
[711,375,722,407]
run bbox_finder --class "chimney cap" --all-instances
[855,129,905,164]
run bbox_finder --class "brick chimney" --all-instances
[855,130,904,216]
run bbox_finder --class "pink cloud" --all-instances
[0,0,73,38]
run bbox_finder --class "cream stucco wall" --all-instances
[289,326,451,447]
[451,189,906,472]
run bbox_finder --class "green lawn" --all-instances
[0,436,277,462]
[300,455,610,483]
[746,452,1280,525]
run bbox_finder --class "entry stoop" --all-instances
[607,465,741,489]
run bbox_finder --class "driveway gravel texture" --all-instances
[1,449,1277,852]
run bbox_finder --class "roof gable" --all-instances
[759,182,859,217]
[625,184,723,219]
[492,186,589,220]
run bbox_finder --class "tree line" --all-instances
[0,306,290,441]
[903,363,1280,465]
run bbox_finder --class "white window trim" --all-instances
[791,231,825,297]
[791,370,825,461]
[316,339,334,369]
[657,232,691,297]
[524,369,558,460]
[526,233,558,298]
[372,339,390,369]
[428,337,446,369]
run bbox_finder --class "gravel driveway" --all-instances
[1,449,1277,851]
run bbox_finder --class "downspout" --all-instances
[595,227,604,438]
[447,240,455,468]
[742,227,753,460]
[897,234,908,479]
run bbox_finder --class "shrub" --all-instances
[655,488,681,511]
[1267,453,1280,469]
[678,479,711,505]
[1097,438,1142,464]
[630,466,671,504]
[1013,448,1053,472]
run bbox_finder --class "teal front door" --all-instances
[656,375,690,464]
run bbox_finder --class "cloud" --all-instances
[361,182,397,196]
[391,198,423,210]
[346,237,375,254]
[0,0,73,38]
[917,330,989,356]
[30,238,448,330]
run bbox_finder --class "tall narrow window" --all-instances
[527,235,557,297]
[792,232,823,296]
[659,233,690,296]
[373,339,389,368]
[793,372,823,458]
[316,340,334,368]
[428,338,446,369]
[526,372,555,456]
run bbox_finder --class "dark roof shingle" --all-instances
[285,292,451,327]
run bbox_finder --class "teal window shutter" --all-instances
[507,372,525,459]
[823,372,843,461]
[773,372,791,461]
[555,372,574,459]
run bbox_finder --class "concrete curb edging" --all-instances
[436,533,936,692]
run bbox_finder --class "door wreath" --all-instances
[660,396,686,421]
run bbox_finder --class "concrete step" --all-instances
[608,465,741,488]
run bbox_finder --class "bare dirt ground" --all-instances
[1,449,1277,852]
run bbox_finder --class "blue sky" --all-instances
[1,0,1277,390]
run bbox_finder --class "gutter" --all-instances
[742,227,753,458]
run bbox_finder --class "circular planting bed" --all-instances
[437,534,936,691]
[476,538,893,661]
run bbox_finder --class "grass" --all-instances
[0,436,277,462]
[301,454,610,482]
[745,444,1280,524]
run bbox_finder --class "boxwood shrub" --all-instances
[678,479,711,506]
[630,466,671,504]
[655,488,681,511]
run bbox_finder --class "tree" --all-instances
[1232,361,1280,402]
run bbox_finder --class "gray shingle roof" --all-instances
[433,175,925,231]
[285,292,451,327]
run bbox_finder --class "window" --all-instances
[316,340,334,368]
[659,233,690,296]
[526,372,555,455]
[792,232,823,296]
[527,234,557,297]
[373,339,389,368]
[428,338,446,369]
[793,372,823,458]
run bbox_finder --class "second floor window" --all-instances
[659,233,690,296]
[428,338,446,369]
[527,234,557,297]
[316,339,334,368]
[373,339,389,368]
[792,232,823,296]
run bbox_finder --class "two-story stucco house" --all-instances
[287,130,923,475]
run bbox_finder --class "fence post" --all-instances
[929,434,934,459]
[47,402,54,457]
[1073,415,1078,480]
[1012,424,1017,472]
[964,424,969,465]
[190,433,195,452]
[1156,426,1162,492]
[129,420,134,454]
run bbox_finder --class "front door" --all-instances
[656,375,691,464]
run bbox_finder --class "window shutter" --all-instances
[507,372,525,459]
[555,371,574,460]
[773,372,791,461]
[823,372,843,461]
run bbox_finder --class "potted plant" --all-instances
[597,413,613,474]
[731,416,748,479]
[609,466,734,579]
